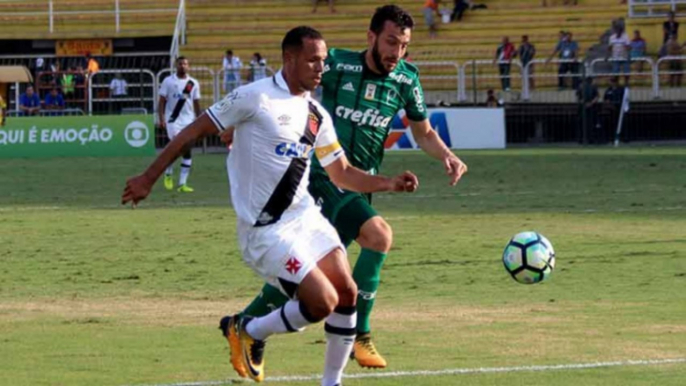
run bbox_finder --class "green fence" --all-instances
[0,115,155,158]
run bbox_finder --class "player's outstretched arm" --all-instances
[121,114,218,207]
[409,119,468,186]
[324,155,418,193]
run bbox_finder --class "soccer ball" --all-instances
[502,232,556,284]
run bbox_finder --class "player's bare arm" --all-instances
[323,154,418,193]
[193,99,202,118]
[121,114,217,206]
[157,96,167,129]
[409,118,468,186]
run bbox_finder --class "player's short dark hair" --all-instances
[176,56,187,63]
[281,26,323,55]
[226,49,233,55]
[369,5,414,35]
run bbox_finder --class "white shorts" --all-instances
[166,122,189,140]
[238,205,344,299]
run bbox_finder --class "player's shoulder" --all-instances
[328,47,361,61]
[396,60,420,77]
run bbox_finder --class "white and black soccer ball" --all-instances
[502,232,556,284]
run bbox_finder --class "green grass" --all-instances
[1,148,685,386]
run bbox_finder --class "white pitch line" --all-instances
[127,357,686,386]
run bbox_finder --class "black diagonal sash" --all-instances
[254,102,323,227]
[168,79,195,123]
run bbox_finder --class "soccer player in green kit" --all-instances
[220,4,468,372]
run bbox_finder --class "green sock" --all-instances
[241,283,289,318]
[352,248,387,334]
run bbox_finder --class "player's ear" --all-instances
[367,30,376,48]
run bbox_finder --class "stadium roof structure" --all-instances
[0,66,33,83]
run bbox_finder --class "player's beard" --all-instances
[371,40,391,76]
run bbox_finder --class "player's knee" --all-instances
[308,289,338,321]
[358,218,393,253]
[336,277,357,307]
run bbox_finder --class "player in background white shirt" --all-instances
[122,26,418,386]
[223,49,243,93]
[158,56,201,192]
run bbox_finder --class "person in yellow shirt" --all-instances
[86,53,100,79]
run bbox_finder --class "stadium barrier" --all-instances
[0,114,155,158]
[461,59,525,105]
[89,69,157,116]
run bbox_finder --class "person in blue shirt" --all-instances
[19,86,41,116]
[44,87,65,112]
[547,31,580,90]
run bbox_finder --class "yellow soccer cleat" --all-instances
[353,333,387,368]
[237,316,266,382]
[219,315,248,378]
[177,184,194,193]
[163,175,173,190]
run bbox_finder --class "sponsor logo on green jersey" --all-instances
[334,106,392,128]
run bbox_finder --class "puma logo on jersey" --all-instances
[334,106,392,128]
[342,82,355,92]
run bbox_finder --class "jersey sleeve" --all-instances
[206,87,256,132]
[158,78,170,98]
[404,75,428,122]
[314,110,344,167]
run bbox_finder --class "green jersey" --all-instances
[312,48,428,176]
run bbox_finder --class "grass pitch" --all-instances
[1,147,685,386]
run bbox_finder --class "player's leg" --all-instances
[177,145,194,192]
[163,123,178,190]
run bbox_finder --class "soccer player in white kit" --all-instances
[122,26,418,386]
[158,56,201,192]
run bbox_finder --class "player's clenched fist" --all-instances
[121,174,154,207]
[391,170,418,193]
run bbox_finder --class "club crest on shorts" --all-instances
[285,256,302,275]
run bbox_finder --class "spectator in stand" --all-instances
[109,73,128,114]
[44,87,65,114]
[62,67,76,100]
[222,49,243,93]
[576,76,600,144]
[518,35,536,90]
[542,0,577,5]
[603,76,627,144]
[86,53,100,80]
[660,34,683,87]
[312,0,335,13]
[548,31,580,90]
[630,30,647,73]
[451,0,469,21]
[494,36,516,91]
[485,89,499,107]
[0,94,6,126]
[74,65,86,101]
[249,52,268,82]
[109,72,128,98]
[608,25,631,85]
[451,0,487,21]
[423,0,440,39]
[663,11,679,43]
[19,86,41,116]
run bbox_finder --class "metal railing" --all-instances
[170,0,186,65]
[88,69,157,115]
[628,0,686,17]
[2,0,178,34]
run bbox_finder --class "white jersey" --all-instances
[207,70,343,229]
[159,73,201,127]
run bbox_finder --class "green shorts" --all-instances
[308,172,378,247]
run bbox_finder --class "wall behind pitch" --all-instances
[385,108,506,150]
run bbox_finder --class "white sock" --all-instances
[165,165,173,176]
[179,158,192,185]
[246,300,313,341]
[322,306,356,386]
